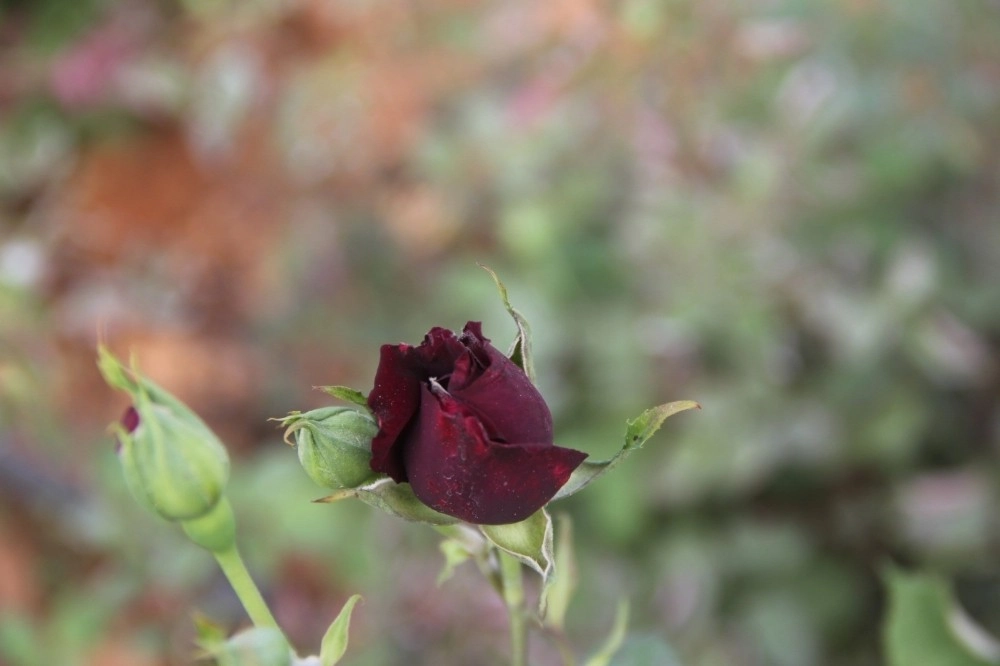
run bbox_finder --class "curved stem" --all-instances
[499,550,527,666]
[213,545,280,629]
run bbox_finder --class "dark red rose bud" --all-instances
[368,322,587,524]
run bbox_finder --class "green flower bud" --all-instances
[98,347,230,522]
[281,406,379,489]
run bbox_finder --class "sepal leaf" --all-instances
[318,386,371,413]
[552,401,700,502]
[480,508,554,583]
[541,513,577,629]
[479,263,535,383]
[437,538,474,586]
[315,478,460,525]
[319,594,362,666]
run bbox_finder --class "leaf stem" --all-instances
[213,545,280,630]
[499,549,528,666]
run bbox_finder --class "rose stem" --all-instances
[499,550,528,666]
[213,545,281,629]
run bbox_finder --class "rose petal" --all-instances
[404,384,586,524]
[369,328,467,481]
[448,322,552,444]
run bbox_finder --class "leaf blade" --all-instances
[552,401,700,502]
[883,566,999,666]
[320,594,363,666]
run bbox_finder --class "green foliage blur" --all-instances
[1,0,999,665]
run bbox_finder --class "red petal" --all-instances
[368,329,467,481]
[449,325,552,445]
[404,384,586,524]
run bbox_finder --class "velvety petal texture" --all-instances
[368,322,586,524]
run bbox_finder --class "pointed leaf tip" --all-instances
[318,386,371,412]
[478,263,535,383]
[625,400,701,450]
[320,594,362,666]
[552,400,698,502]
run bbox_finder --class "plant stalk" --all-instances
[499,550,527,666]
[213,545,280,629]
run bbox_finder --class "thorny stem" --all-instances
[499,549,528,666]
[213,545,281,630]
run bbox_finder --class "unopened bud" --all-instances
[281,406,379,489]
[98,346,230,522]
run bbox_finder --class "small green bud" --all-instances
[98,346,230,522]
[281,406,379,489]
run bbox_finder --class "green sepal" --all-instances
[541,513,577,629]
[436,539,474,586]
[883,566,999,666]
[315,478,460,525]
[480,508,554,585]
[200,626,292,666]
[479,264,535,383]
[583,601,630,666]
[552,400,700,502]
[319,594,362,666]
[318,386,372,414]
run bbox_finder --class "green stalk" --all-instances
[499,550,527,666]
[213,546,280,629]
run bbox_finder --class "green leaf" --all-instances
[584,601,630,666]
[437,538,473,586]
[318,386,371,412]
[883,566,999,666]
[320,594,362,666]
[480,508,554,583]
[479,263,535,383]
[541,513,577,628]
[552,401,700,502]
[315,478,460,526]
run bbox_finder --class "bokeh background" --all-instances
[2,0,1000,664]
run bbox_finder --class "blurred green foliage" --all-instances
[1,0,999,664]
